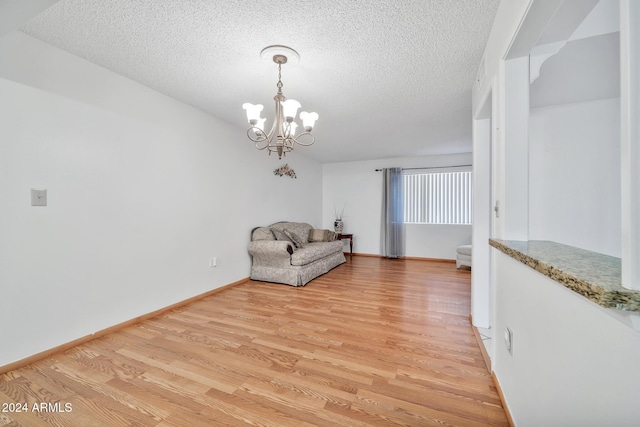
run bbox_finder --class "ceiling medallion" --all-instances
[242,45,318,159]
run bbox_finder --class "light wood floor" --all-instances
[0,257,508,426]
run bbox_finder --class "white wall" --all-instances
[322,154,472,258]
[493,251,640,426]
[503,57,530,240]
[472,117,492,328]
[404,224,471,260]
[0,32,322,367]
[529,97,621,256]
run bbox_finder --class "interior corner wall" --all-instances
[322,154,472,258]
[0,32,322,367]
[528,97,621,256]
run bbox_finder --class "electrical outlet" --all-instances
[504,327,513,355]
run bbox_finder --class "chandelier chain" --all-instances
[277,63,283,92]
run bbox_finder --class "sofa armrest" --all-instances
[248,240,294,268]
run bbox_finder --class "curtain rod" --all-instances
[375,164,472,172]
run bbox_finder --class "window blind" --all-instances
[403,171,472,224]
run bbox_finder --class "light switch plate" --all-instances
[504,327,513,355]
[31,189,47,206]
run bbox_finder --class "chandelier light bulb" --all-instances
[300,111,319,131]
[281,99,301,121]
[242,103,264,124]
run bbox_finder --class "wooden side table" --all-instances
[337,233,353,258]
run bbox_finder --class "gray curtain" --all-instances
[381,167,405,258]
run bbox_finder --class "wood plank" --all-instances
[0,257,508,426]
[0,279,249,376]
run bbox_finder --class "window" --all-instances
[403,171,472,224]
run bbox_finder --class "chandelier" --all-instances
[242,45,318,159]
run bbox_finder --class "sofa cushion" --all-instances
[456,245,472,256]
[291,240,344,266]
[252,227,275,241]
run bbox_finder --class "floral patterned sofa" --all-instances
[248,222,346,286]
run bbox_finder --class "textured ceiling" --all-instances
[20,0,500,163]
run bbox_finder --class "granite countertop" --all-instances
[489,239,640,312]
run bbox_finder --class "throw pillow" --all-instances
[308,229,338,242]
[308,228,326,242]
[284,229,304,248]
[272,228,291,242]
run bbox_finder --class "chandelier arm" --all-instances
[290,131,316,147]
[246,127,267,143]
[246,127,277,151]
[247,115,278,147]
[254,136,274,151]
[263,116,278,143]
